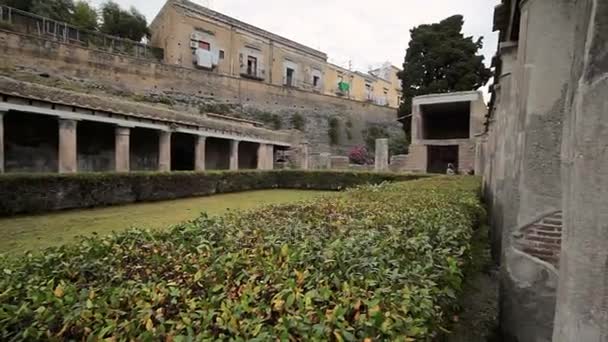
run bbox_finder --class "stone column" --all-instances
[300,143,310,170]
[58,119,77,173]
[229,140,239,170]
[266,144,274,170]
[257,143,267,170]
[115,126,130,172]
[195,136,206,171]
[0,112,4,173]
[158,131,171,172]
[375,138,389,172]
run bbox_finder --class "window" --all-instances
[313,75,320,87]
[198,41,210,50]
[219,50,225,59]
[247,56,258,76]
[285,68,295,86]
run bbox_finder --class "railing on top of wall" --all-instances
[0,5,164,61]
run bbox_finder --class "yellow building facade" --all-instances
[150,0,402,108]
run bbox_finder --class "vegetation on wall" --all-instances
[290,113,306,131]
[362,126,409,156]
[345,119,353,141]
[0,176,483,340]
[328,116,340,145]
[397,15,492,134]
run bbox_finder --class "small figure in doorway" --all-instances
[446,163,456,175]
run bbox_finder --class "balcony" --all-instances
[240,65,264,81]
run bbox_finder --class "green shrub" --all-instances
[328,116,340,145]
[290,113,306,131]
[0,176,483,341]
[0,170,428,216]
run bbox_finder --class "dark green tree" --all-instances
[71,1,98,31]
[100,1,149,41]
[0,0,75,22]
[398,15,492,133]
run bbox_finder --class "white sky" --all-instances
[91,0,498,73]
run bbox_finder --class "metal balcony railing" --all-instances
[0,5,164,61]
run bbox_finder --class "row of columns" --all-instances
[0,114,274,173]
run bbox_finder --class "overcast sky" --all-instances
[91,0,498,72]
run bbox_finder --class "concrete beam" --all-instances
[195,136,206,171]
[58,119,77,173]
[115,126,130,172]
[158,131,171,172]
[229,140,239,170]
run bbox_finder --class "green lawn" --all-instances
[0,189,333,255]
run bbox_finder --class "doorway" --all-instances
[247,56,257,77]
[285,68,295,86]
[427,145,459,174]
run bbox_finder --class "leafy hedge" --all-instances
[0,176,483,340]
[0,171,428,216]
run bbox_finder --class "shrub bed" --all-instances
[0,176,483,340]
[0,171,428,216]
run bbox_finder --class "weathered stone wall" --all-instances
[0,30,399,155]
[481,0,608,340]
[553,1,608,340]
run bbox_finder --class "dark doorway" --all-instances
[427,145,459,174]
[206,137,230,170]
[171,133,195,171]
[77,121,115,172]
[247,56,258,77]
[5,112,58,173]
[238,142,258,169]
[131,128,159,171]
[286,68,295,86]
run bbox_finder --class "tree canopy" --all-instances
[71,1,98,31]
[398,15,492,131]
[100,1,149,41]
[0,0,150,42]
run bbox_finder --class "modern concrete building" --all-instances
[403,91,486,174]
[149,0,402,107]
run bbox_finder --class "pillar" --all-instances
[375,138,389,172]
[266,145,274,170]
[0,112,4,173]
[229,140,239,170]
[158,131,171,172]
[300,143,310,170]
[257,143,267,170]
[195,136,206,171]
[58,119,77,173]
[115,126,130,172]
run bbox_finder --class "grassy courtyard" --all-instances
[0,189,333,255]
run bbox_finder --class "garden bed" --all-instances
[0,176,484,340]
